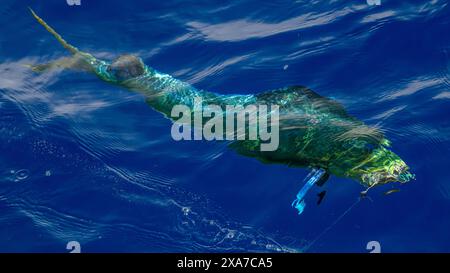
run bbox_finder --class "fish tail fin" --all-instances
[25,57,83,73]
[22,62,49,73]
[29,7,79,55]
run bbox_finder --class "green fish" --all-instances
[28,8,414,190]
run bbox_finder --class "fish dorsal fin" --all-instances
[281,86,385,144]
[290,86,349,116]
[256,85,349,117]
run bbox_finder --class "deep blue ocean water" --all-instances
[0,0,449,252]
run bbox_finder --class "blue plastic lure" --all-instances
[292,169,326,215]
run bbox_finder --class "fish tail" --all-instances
[29,7,79,55]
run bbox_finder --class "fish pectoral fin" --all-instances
[317,190,327,205]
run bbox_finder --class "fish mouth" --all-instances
[361,161,415,187]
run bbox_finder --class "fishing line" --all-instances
[302,197,362,252]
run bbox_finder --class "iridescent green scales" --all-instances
[30,9,414,189]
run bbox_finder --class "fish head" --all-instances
[353,146,415,187]
[107,55,145,81]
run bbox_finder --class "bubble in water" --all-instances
[265,244,281,252]
[182,207,191,216]
[13,169,30,182]
[226,230,236,239]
